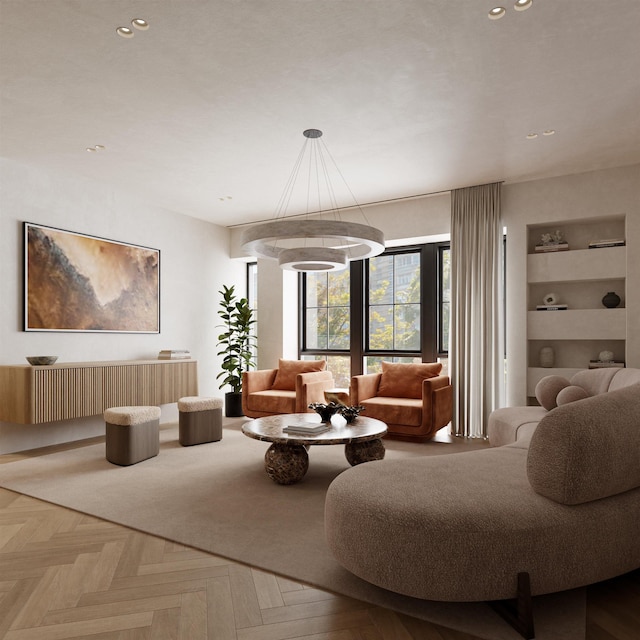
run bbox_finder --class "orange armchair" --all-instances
[242,359,335,419]
[351,361,452,441]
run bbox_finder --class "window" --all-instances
[301,268,352,387]
[300,242,450,382]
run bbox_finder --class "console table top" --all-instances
[0,358,196,370]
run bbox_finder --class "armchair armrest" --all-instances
[422,375,453,433]
[295,370,335,411]
[243,369,277,394]
[351,373,382,403]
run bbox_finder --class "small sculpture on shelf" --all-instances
[601,292,621,308]
[535,230,569,252]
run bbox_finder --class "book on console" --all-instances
[158,349,192,359]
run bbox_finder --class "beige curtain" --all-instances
[450,183,504,438]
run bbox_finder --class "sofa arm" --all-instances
[242,369,277,394]
[351,373,382,403]
[422,375,452,432]
[295,370,335,411]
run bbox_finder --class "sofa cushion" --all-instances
[377,361,442,399]
[487,406,547,447]
[527,384,640,505]
[535,375,570,410]
[556,385,589,406]
[608,367,640,391]
[271,359,326,391]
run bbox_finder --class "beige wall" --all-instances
[0,159,246,453]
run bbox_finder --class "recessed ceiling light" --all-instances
[514,0,533,11]
[86,147,97,152]
[543,130,556,136]
[116,26,134,38]
[489,7,506,20]
[131,18,149,31]
[526,133,538,140]
[94,144,106,151]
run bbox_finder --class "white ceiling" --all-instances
[1,1,639,228]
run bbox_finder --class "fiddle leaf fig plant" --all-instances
[216,285,256,393]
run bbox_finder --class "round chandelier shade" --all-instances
[239,130,385,272]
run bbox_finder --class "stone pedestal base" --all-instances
[264,443,309,485]
[345,438,385,466]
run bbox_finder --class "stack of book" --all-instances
[536,304,568,311]
[588,238,625,249]
[283,423,330,435]
[589,360,625,369]
[535,243,569,252]
[158,349,191,360]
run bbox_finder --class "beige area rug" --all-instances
[0,420,586,640]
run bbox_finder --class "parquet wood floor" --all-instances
[0,437,638,639]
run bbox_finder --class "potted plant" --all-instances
[216,284,256,416]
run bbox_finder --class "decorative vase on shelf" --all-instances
[539,346,555,368]
[602,292,621,308]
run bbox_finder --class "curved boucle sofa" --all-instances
[324,384,640,602]
[488,367,640,447]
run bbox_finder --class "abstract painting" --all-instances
[24,222,160,332]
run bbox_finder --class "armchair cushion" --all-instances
[360,397,422,428]
[377,361,442,399]
[271,359,326,391]
[246,390,296,415]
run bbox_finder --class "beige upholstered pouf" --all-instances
[104,406,161,466]
[178,396,223,446]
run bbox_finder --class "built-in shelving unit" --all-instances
[526,216,626,401]
[0,359,198,424]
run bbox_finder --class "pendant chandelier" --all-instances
[240,129,385,272]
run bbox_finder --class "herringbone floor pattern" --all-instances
[0,488,481,640]
[0,438,638,639]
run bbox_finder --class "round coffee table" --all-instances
[242,413,387,484]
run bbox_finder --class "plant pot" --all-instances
[225,392,244,417]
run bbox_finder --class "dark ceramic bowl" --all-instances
[26,356,58,366]
[339,405,365,423]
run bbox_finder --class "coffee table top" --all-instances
[242,413,387,446]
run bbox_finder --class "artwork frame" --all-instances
[24,222,160,333]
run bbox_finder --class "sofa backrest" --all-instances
[609,368,640,391]
[527,384,640,505]
[569,367,619,395]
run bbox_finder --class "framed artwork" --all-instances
[24,222,160,333]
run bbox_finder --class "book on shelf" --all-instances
[283,423,330,435]
[158,349,191,359]
[588,239,626,249]
[536,304,568,311]
[534,243,569,252]
[588,361,625,369]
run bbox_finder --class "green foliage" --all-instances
[216,285,256,393]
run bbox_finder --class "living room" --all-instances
[1,1,639,638]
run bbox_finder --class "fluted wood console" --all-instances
[0,359,198,424]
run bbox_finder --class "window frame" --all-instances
[299,241,450,377]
